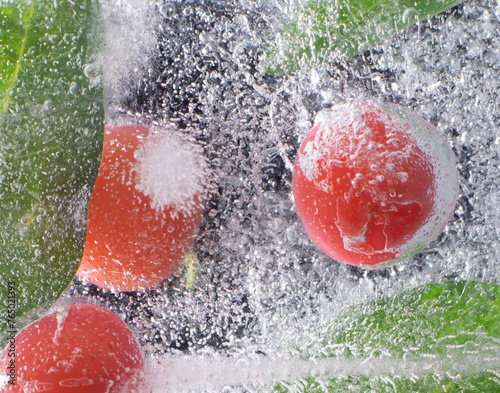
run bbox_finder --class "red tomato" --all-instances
[292,101,459,268]
[77,124,205,291]
[0,303,145,393]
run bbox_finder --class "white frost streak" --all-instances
[53,307,69,345]
[148,352,500,393]
[100,0,157,118]
[134,133,207,214]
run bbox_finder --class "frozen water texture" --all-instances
[146,352,500,392]
[62,0,500,391]
[100,0,158,118]
[134,128,208,216]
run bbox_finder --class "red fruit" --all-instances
[292,101,459,268]
[0,304,145,393]
[77,124,206,291]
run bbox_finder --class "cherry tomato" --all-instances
[292,101,459,267]
[77,124,206,291]
[0,303,145,393]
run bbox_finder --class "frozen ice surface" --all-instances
[64,0,500,390]
[134,128,208,215]
[100,0,158,118]
[145,352,500,392]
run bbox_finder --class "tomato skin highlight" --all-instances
[78,124,205,292]
[0,303,145,393]
[292,102,459,267]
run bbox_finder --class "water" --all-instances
[62,0,500,391]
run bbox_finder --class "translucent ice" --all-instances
[60,0,500,391]
[100,0,158,118]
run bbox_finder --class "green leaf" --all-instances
[266,0,465,74]
[276,281,500,392]
[0,0,104,341]
[183,251,201,290]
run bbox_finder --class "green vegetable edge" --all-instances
[0,0,104,342]
[266,0,465,74]
[275,280,500,392]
